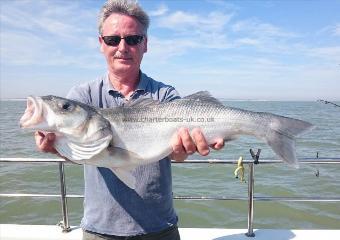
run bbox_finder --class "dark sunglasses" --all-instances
[101,35,144,46]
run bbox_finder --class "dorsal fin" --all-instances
[124,98,160,108]
[183,91,223,105]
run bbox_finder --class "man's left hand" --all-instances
[170,127,224,161]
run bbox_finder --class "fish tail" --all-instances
[265,115,314,168]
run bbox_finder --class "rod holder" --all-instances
[246,148,260,237]
[245,162,255,237]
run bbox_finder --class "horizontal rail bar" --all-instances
[1,157,340,164]
[1,193,339,202]
[0,158,64,163]
[174,196,248,201]
[0,193,83,198]
[173,158,340,164]
[174,196,340,202]
[253,196,340,202]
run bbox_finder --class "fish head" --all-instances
[19,95,112,142]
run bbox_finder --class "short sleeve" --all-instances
[66,84,91,105]
[163,86,181,102]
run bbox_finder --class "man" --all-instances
[35,1,224,239]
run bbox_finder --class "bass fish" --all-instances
[19,92,314,188]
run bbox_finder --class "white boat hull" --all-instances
[1,224,340,240]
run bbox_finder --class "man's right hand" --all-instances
[34,131,58,154]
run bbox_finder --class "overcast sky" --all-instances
[1,0,339,100]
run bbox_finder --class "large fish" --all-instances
[19,92,314,188]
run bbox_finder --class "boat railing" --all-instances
[1,155,340,237]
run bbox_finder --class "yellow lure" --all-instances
[234,156,246,182]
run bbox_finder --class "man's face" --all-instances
[99,13,147,76]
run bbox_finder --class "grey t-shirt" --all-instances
[66,72,180,236]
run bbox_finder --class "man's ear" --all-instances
[143,36,148,53]
[99,36,104,53]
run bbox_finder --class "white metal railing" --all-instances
[1,153,340,237]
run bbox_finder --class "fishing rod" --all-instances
[317,99,340,108]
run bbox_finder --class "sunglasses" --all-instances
[101,35,144,46]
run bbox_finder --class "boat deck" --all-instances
[1,225,339,240]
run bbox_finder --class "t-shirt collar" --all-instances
[104,71,149,95]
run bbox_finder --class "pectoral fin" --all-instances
[110,167,136,189]
[224,135,238,142]
[54,135,112,161]
[83,146,141,189]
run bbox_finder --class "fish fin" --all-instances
[266,117,314,168]
[183,91,223,105]
[54,135,112,161]
[108,146,143,164]
[110,167,136,189]
[224,135,239,142]
[84,146,144,169]
[124,98,161,107]
[266,131,299,168]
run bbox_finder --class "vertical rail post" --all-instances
[246,162,255,237]
[58,162,71,232]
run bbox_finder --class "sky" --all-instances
[1,0,339,101]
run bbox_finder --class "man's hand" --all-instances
[34,131,58,154]
[170,128,224,162]
[34,132,73,162]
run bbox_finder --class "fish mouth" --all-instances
[19,96,44,128]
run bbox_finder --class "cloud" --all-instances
[0,30,102,68]
[234,38,260,46]
[207,0,240,11]
[316,23,340,38]
[231,18,297,38]
[333,23,340,36]
[2,1,339,101]
[0,0,100,68]
[146,8,340,100]
[1,31,51,65]
[159,11,197,30]
[148,10,235,55]
[149,3,169,17]
[157,10,233,34]
[226,18,305,55]
[307,46,340,62]
[149,6,340,71]
[164,53,340,100]
[144,36,199,63]
[149,9,303,62]
[0,1,90,39]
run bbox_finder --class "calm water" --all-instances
[0,100,339,229]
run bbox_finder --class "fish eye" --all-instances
[58,101,73,111]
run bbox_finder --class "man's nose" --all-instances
[117,39,128,52]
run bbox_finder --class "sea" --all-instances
[0,100,339,230]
